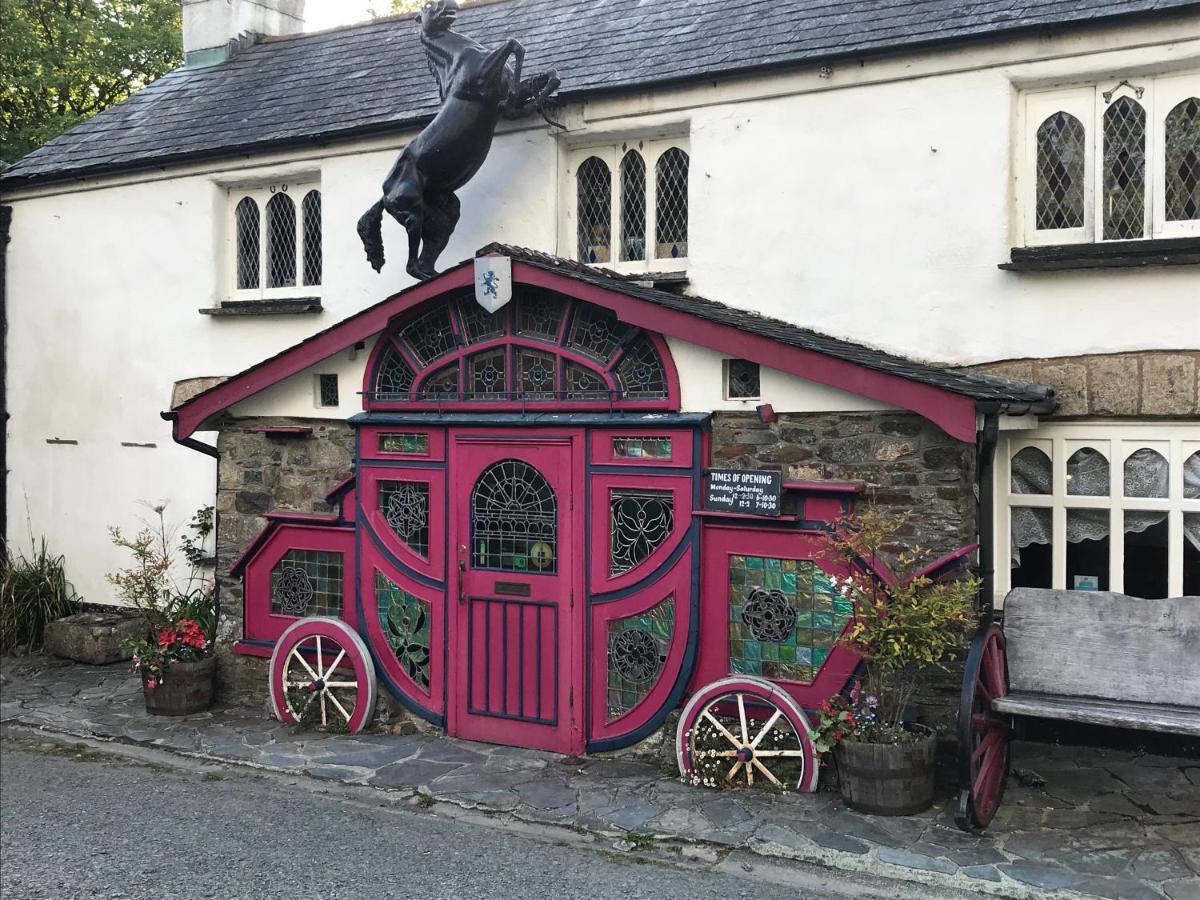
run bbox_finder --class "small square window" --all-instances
[724,359,760,400]
[316,373,339,408]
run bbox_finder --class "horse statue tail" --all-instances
[357,199,387,272]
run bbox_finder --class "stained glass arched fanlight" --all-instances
[471,460,558,572]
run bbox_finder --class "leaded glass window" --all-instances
[615,337,668,399]
[400,308,457,366]
[619,150,646,262]
[514,290,563,341]
[301,190,322,286]
[376,572,431,690]
[516,347,556,398]
[457,295,506,343]
[271,550,343,617]
[421,363,460,400]
[610,490,674,575]
[467,348,507,398]
[728,556,853,683]
[1103,96,1147,240]
[567,304,627,363]
[1165,97,1200,222]
[565,362,608,400]
[577,156,611,264]
[1036,112,1086,230]
[379,480,430,556]
[471,460,557,572]
[725,359,760,400]
[655,147,689,259]
[317,373,339,407]
[235,197,260,290]
[607,595,673,719]
[613,437,671,460]
[375,345,416,399]
[266,192,297,288]
[379,432,429,455]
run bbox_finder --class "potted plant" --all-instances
[810,508,977,815]
[108,505,217,716]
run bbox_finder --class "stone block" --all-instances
[1142,355,1197,416]
[43,611,145,665]
[1036,363,1089,416]
[1089,355,1140,416]
[981,360,1036,384]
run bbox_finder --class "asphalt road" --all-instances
[0,737,915,900]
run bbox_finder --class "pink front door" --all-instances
[449,433,583,754]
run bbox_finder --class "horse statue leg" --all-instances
[377,151,429,279]
[414,188,460,281]
[356,200,387,272]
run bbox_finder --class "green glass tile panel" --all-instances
[607,595,674,720]
[376,571,431,690]
[726,555,854,685]
[271,549,343,618]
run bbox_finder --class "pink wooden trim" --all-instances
[589,429,693,468]
[325,474,356,502]
[513,264,978,442]
[358,425,446,462]
[250,426,313,437]
[358,466,447,581]
[783,480,865,494]
[590,471,692,595]
[588,549,694,745]
[241,525,358,646]
[692,510,801,523]
[174,265,474,438]
[265,511,340,523]
[233,640,272,659]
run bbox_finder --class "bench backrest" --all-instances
[1004,589,1200,707]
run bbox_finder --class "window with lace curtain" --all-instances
[997,424,1200,604]
[568,139,689,274]
[1020,72,1200,245]
[230,181,322,298]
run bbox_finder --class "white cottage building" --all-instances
[2,0,1198,749]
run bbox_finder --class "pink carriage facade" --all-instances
[170,246,1039,759]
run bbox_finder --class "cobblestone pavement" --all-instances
[2,656,1197,900]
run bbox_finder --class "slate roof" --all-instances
[481,244,1057,410]
[4,0,1197,187]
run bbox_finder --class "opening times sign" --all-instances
[703,468,783,517]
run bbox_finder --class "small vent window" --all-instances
[725,359,761,400]
[316,373,339,408]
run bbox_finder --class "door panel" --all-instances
[450,433,581,754]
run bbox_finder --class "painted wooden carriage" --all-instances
[167,249,1013,794]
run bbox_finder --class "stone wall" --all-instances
[711,410,978,729]
[974,350,1199,418]
[213,416,356,705]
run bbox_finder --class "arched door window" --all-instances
[471,460,558,572]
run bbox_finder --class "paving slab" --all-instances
[3,653,1198,900]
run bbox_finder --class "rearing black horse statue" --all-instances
[357,0,560,280]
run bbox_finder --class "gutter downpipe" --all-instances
[975,404,1001,624]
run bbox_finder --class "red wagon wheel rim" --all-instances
[965,626,1009,826]
[675,675,819,793]
[269,617,376,734]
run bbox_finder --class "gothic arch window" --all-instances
[619,150,646,262]
[471,460,557,572]
[1102,96,1147,240]
[235,197,260,290]
[655,147,689,259]
[1165,97,1200,222]
[266,192,298,288]
[302,190,323,286]
[1035,112,1086,230]
[365,291,676,410]
[577,156,612,264]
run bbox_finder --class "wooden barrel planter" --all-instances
[835,725,937,815]
[143,656,215,716]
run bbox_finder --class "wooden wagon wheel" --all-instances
[956,623,1010,830]
[676,675,819,792]
[269,617,377,734]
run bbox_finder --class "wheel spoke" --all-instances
[971,726,1001,765]
[315,636,324,679]
[750,709,782,749]
[327,690,353,722]
[724,760,744,782]
[753,749,808,757]
[702,710,742,748]
[745,759,754,787]
[291,648,319,682]
[752,758,783,788]
[736,694,750,745]
[319,689,328,727]
[322,680,358,689]
[325,648,347,676]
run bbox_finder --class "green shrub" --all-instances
[0,539,79,652]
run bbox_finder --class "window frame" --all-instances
[1019,72,1200,247]
[566,138,690,275]
[994,421,1200,607]
[227,180,322,300]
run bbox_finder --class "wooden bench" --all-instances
[955,588,1200,830]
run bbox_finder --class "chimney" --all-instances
[182,0,306,68]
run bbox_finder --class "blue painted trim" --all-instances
[589,524,695,604]
[583,427,593,738]
[591,464,685,476]
[351,412,710,427]
[360,459,447,470]
[362,511,445,589]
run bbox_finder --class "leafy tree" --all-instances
[0,0,181,164]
